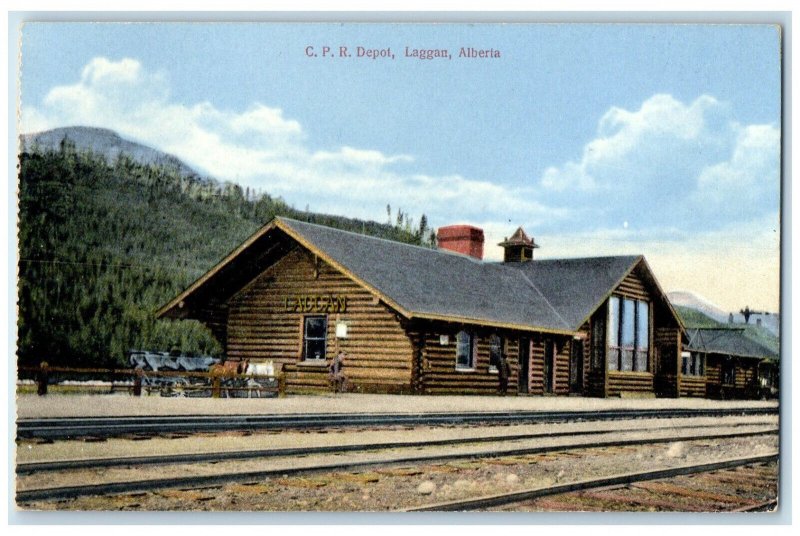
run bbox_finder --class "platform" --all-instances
[15,393,779,419]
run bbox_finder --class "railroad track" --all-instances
[16,419,776,474]
[16,426,777,503]
[16,406,779,440]
[404,454,779,512]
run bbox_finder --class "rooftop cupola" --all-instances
[499,226,539,263]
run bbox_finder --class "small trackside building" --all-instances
[682,328,779,399]
[157,217,685,397]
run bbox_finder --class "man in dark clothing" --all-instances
[498,353,510,396]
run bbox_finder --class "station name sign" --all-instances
[285,294,348,313]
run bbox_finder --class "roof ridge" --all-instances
[277,216,484,261]
[531,254,642,262]
[514,268,571,330]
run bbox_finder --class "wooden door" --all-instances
[570,339,584,394]
[518,337,530,394]
[544,340,556,394]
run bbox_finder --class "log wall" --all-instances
[679,375,707,397]
[606,371,654,397]
[526,335,571,396]
[418,327,520,395]
[225,248,414,393]
[704,355,760,399]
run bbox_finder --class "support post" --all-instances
[37,361,49,396]
[133,367,143,397]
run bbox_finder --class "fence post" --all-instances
[133,367,143,397]
[37,361,49,396]
[212,370,221,399]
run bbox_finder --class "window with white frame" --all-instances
[607,296,650,372]
[303,315,327,361]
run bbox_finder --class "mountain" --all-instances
[668,291,729,323]
[21,126,205,181]
[673,305,724,328]
[668,290,779,336]
[17,127,434,369]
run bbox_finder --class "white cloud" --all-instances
[21,59,781,310]
[22,56,555,229]
[533,212,780,312]
[538,94,779,232]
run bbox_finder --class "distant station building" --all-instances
[682,328,779,399]
[158,217,687,397]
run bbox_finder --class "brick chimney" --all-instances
[437,225,484,260]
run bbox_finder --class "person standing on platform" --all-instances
[498,352,510,396]
[329,351,347,393]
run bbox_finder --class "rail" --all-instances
[403,453,779,511]
[16,430,778,503]
[16,406,779,440]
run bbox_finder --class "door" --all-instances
[544,340,556,394]
[570,339,584,394]
[518,337,530,394]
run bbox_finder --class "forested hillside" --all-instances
[17,138,434,369]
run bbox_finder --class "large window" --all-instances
[303,315,327,361]
[607,296,650,372]
[681,351,705,376]
[456,330,476,370]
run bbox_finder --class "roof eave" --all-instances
[410,311,575,336]
[156,218,283,318]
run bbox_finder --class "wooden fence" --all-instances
[17,363,284,398]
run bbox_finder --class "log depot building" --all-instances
[158,217,689,397]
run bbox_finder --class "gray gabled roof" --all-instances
[685,328,779,360]
[278,218,646,333]
[160,216,666,334]
[279,218,572,332]
[509,256,643,328]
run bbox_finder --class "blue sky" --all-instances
[19,23,782,312]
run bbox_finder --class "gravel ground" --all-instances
[16,421,776,493]
[19,435,778,511]
[15,393,778,419]
[16,414,776,465]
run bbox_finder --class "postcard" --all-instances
[14,20,782,515]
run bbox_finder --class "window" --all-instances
[681,352,706,376]
[456,330,475,369]
[681,352,705,376]
[607,296,650,372]
[489,334,503,372]
[635,301,649,371]
[303,316,327,360]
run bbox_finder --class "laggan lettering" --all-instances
[285,294,348,313]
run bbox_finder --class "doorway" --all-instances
[518,337,530,394]
[544,340,556,394]
[570,339,584,394]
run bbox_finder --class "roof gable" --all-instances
[509,256,642,328]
